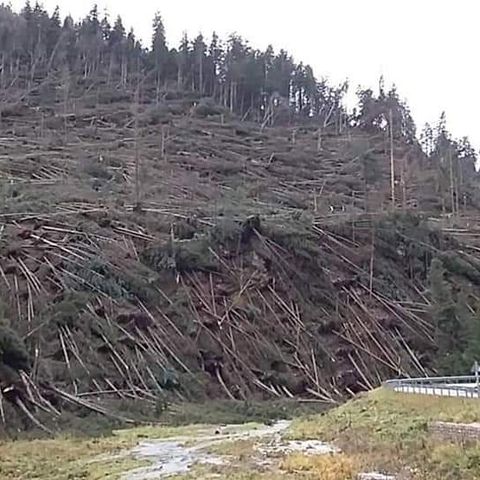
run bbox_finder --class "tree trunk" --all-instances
[449,150,455,215]
[134,83,141,207]
[121,56,127,87]
[0,53,4,89]
[161,125,167,160]
[156,73,160,105]
[389,109,395,209]
[199,55,203,94]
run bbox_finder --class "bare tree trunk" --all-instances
[449,149,455,215]
[121,57,127,87]
[156,74,160,105]
[134,82,141,207]
[47,35,63,73]
[107,54,114,86]
[63,68,70,142]
[369,225,375,296]
[389,109,395,208]
[161,125,167,161]
[199,55,203,94]
[0,389,5,425]
[40,112,45,138]
[240,92,245,117]
[455,176,460,216]
[177,66,183,90]
[317,128,322,152]
[0,53,5,89]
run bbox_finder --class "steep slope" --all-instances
[0,81,480,431]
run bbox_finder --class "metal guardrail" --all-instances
[384,375,480,399]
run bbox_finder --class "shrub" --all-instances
[0,322,30,372]
[193,98,225,118]
[142,238,218,273]
[82,158,112,180]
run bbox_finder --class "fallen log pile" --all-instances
[0,80,479,433]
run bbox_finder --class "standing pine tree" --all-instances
[108,16,126,85]
[207,32,223,98]
[45,5,61,71]
[176,32,191,90]
[192,34,206,94]
[151,11,168,102]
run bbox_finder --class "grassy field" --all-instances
[2,390,480,480]
[0,424,207,480]
[289,388,480,479]
[176,389,480,479]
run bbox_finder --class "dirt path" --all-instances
[122,420,335,479]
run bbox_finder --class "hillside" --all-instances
[0,79,478,432]
[0,4,479,434]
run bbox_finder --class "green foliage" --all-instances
[159,399,326,427]
[289,388,480,479]
[428,258,470,373]
[352,138,380,186]
[0,321,30,372]
[141,105,171,125]
[460,313,480,373]
[440,252,480,285]
[173,220,198,240]
[356,81,416,142]
[82,158,112,180]
[0,3,355,130]
[142,237,218,274]
[373,213,440,283]
[193,98,226,118]
[97,89,131,105]
[47,292,88,328]
[63,258,157,303]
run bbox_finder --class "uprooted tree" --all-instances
[0,3,478,434]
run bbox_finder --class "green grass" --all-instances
[0,423,208,480]
[172,454,361,480]
[289,388,480,479]
[161,399,327,427]
[0,398,327,441]
[4,391,480,480]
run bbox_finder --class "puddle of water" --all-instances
[123,420,294,480]
[126,441,224,480]
[122,421,397,480]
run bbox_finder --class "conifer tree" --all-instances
[151,11,168,100]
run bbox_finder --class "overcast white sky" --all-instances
[10,0,480,150]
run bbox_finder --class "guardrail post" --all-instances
[476,361,479,396]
